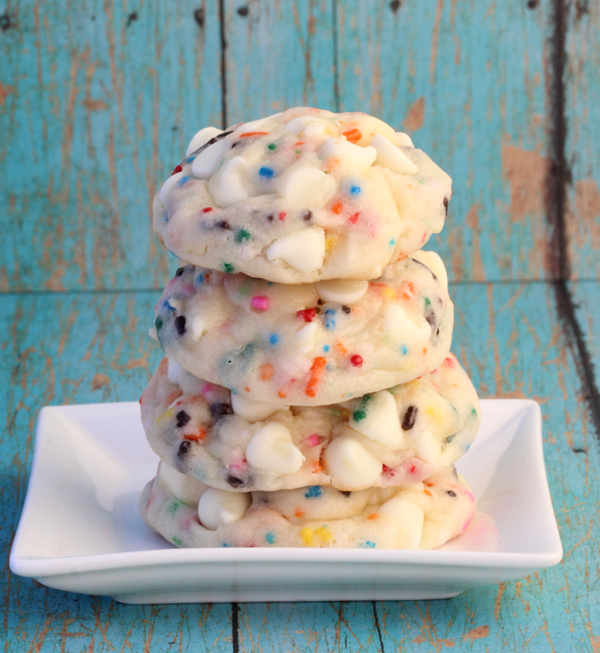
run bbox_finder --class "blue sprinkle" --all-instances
[265,532,276,544]
[360,541,376,548]
[323,344,330,352]
[185,156,195,163]
[177,175,192,187]
[230,388,238,395]
[164,213,169,223]
[326,365,332,371]
[305,486,323,499]
[163,299,175,311]
[389,238,396,245]
[259,166,275,179]
[268,281,274,286]
[222,542,231,548]
[269,333,280,346]
[400,345,408,355]
[195,274,204,284]
[324,309,336,330]
[350,185,361,195]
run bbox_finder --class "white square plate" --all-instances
[10,399,562,604]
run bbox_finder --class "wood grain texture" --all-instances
[2,284,590,650]
[336,0,551,283]
[565,4,600,279]
[0,0,221,292]
[1,292,236,652]
[224,0,337,125]
[235,281,600,651]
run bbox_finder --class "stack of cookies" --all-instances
[140,108,480,550]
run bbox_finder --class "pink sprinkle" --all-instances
[251,295,270,310]
[307,434,322,448]
[201,383,213,394]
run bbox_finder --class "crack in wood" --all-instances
[372,601,385,653]
[231,601,240,653]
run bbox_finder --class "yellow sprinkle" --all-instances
[325,235,337,252]
[425,405,443,421]
[384,287,396,300]
[301,527,314,547]
[315,526,333,543]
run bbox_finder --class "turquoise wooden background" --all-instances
[3,0,600,650]
[5,0,599,290]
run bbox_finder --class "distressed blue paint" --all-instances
[224,0,337,125]
[336,0,550,282]
[2,283,599,650]
[566,10,600,279]
[0,0,221,292]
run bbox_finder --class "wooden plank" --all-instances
[224,0,336,125]
[565,6,600,279]
[0,0,221,292]
[336,0,551,282]
[4,284,600,650]
[0,292,234,652]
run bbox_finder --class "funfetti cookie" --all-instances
[151,251,453,406]
[140,352,480,492]
[140,462,475,549]
[154,107,452,283]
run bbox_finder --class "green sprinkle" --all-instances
[353,409,366,422]
[267,143,277,151]
[295,149,301,154]
[417,179,426,185]
[155,316,163,331]
[424,297,431,307]
[223,263,235,273]
[235,228,251,243]
[239,281,251,297]
[172,536,183,546]
[167,500,182,515]
[265,532,276,544]
[471,407,478,416]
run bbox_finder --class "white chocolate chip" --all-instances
[295,321,319,354]
[210,156,253,207]
[276,168,337,209]
[159,462,205,506]
[231,394,284,423]
[245,422,305,474]
[159,171,184,203]
[378,495,424,548]
[370,134,418,176]
[186,127,224,156]
[324,433,383,489]
[411,250,448,289]
[349,390,403,448]
[192,138,229,179]
[148,326,158,340]
[167,357,183,385]
[415,429,440,464]
[191,314,207,339]
[383,304,431,341]
[316,279,369,305]
[266,227,326,273]
[320,137,377,174]
[282,116,328,137]
[167,297,183,312]
[198,487,252,530]
[393,131,414,147]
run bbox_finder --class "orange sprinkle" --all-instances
[423,348,427,354]
[278,391,287,399]
[425,482,434,487]
[305,357,327,397]
[367,513,379,521]
[335,341,348,356]
[295,508,305,517]
[244,386,250,392]
[294,141,304,146]
[139,397,143,405]
[260,363,274,380]
[342,128,362,143]
[185,429,206,441]
[239,131,268,138]
[423,489,432,497]
[312,461,322,473]
[331,201,343,215]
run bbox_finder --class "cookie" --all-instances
[140,352,479,492]
[152,251,453,406]
[154,107,452,283]
[140,462,475,549]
